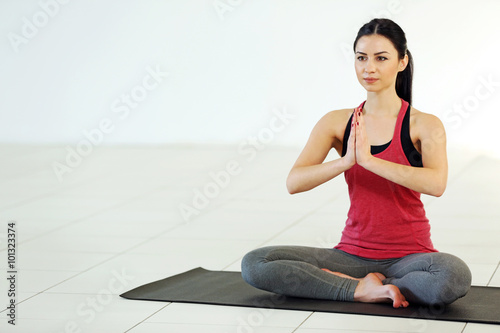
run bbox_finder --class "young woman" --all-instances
[241,18,471,308]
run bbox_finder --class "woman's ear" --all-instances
[399,54,408,72]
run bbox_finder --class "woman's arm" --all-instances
[355,109,448,197]
[286,109,357,194]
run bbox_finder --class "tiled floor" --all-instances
[0,144,499,332]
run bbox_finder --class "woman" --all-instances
[241,18,471,308]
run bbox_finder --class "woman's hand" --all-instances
[354,108,373,167]
[342,107,358,169]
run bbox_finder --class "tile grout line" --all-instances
[123,302,173,332]
[486,260,500,286]
[291,312,314,333]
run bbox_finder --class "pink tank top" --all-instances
[334,99,438,259]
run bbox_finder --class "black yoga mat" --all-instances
[120,267,500,325]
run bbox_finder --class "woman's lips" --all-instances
[364,78,379,84]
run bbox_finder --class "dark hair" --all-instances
[353,18,413,105]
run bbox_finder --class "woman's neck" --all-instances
[363,90,402,117]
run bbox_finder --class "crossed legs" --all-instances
[241,246,471,307]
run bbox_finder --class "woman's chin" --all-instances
[362,86,380,93]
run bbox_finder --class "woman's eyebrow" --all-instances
[355,51,390,55]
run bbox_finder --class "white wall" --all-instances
[1,0,499,157]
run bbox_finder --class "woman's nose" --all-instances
[364,60,376,73]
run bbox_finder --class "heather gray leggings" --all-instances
[241,246,472,306]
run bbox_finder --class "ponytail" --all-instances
[396,49,413,105]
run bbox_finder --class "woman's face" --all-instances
[354,34,408,94]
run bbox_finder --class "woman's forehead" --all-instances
[355,35,397,54]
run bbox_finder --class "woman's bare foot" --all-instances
[321,269,406,308]
[354,273,409,308]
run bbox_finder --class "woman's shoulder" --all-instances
[410,106,446,136]
[320,108,354,126]
[316,108,354,137]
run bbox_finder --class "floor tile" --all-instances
[462,323,500,333]
[0,269,79,294]
[300,312,466,332]
[0,292,165,333]
[467,264,498,286]
[435,245,500,265]
[147,303,311,328]
[17,250,115,271]
[128,322,295,333]
[488,265,500,287]
[0,318,75,333]
[19,233,148,254]
[47,253,187,294]
[296,329,380,333]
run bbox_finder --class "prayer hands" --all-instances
[345,106,373,168]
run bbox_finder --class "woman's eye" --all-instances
[378,56,388,61]
[357,56,366,61]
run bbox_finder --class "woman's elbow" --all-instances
[432,188,445,197]
[286,176,298,194]
[428,181,447,197]
[286,170,303,194]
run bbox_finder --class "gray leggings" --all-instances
[241,246,472,306]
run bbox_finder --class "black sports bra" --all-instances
[341,104,423,167]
